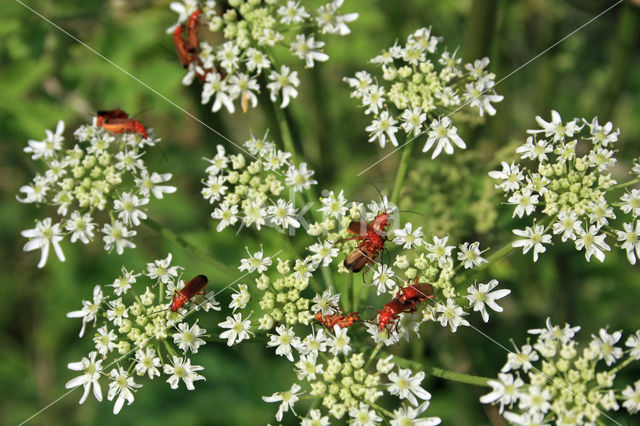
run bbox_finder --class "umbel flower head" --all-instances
[19,119,176,268]
[169,0,358,113]
[481,318,640,424]
[202,131,317,234]
[65,254,219,414]
[345,27,502,156]
[490,111,639,264]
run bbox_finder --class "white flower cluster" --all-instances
[490,111,640,264]
[19,120,176,268]
[262,348,440,424]
[345,27,502,156]
[202,133,316,233]
[169,0,358,112]
[65,254,219,414]
[481,318,640,424]
[318,193,506,331]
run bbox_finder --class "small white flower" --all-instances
[63,211,96,244]
[488,161,524,192]
[479,373,524,413]
[308,240,339,268]
[24,120,65,160]
[512,225,552,262]
[518,385,551,416]
[295,352,323,381]
[574,225,610,262]
[212,200,239,232]
[584,117,619,146]
[267,65,300,108]
[625,331,640,360]
[465,279,510,323]
[218,313,254,346]
[423,117,466,159]
[21,217,65,268]
[527,110,582,142]
[311,287,341,315]
[66,351,103,405]
[527,317,580,344]
[425,235,455,266]
[267,199,300,229]
[349,402,382,426]
[102,220,136,255]
[146,253,181,284]
[366,110,399,148]
[262,383,302,422]
[372,264,396,295]
[67,285,104,337]
[316,0,358,35]
[93,325,118,355]
[620,189,640,217]
[290,34,329,67]
[172,322,206,353]
[552,211,582,242]
[390,401,441,426]
[318,190,348,218]
[435,299,469,332]
[590,328,623,366]
[508,188,539,218]
[134,348,161,379]
[501,344,539,373]
[300,327,328,355]
[239,247,272,273]
[285,162,317,192]
[387,368,431,406]
[362,85,385,115]
[135,170,176,199]
[393,222,424,248]
[105,297,128,327]
[401,107,426,136]
[622,380,640,414]
[107,367,141,414]
[515,136,553,162]
[457,241,487,269]
[617,221,640,265]
[301,409,330,426]
[328,324,352,356]
[163,356,205,390]
[464,79,503,117]
[268,325,302,362]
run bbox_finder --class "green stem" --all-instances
[272,104,297,163]
[610,356,635,375]
[609,177,640,191]
[143,217,235,276]
[390,141,413,206]
[364,341,384,370]
[391,355,492,387]
[368,401,394,419]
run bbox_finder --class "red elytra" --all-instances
[342,212,391,273]
[170,274,209,312]
[377,279,434,331]
[314,309,360,329]
[173,24,193,69]
[98,117,148,139]
[186,10,201,54]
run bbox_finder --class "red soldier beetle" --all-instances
[98,117,149,139]
[342,212,391,273]
[170,274,209,312]
[376,279,434,331]
[173,24,193,69]
[186,10,201,54]
[96,109,129,127]
[314,308,360,329]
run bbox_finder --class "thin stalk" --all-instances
[144,217,235,276]
[391,355,492,387]
[390,141,413,206]
[610,356,635,375]
[273,104,297,163]
[609,177,640,191]
[364,341,384,370]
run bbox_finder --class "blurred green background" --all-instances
[1,0,640,424]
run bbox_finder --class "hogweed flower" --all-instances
[490,111,639,264]
[345,27,502,156]
[19,119,175,268]
[203,133,317,234]
[481,318,640,423]
[168,0,357,112]
[65,254,217,413]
